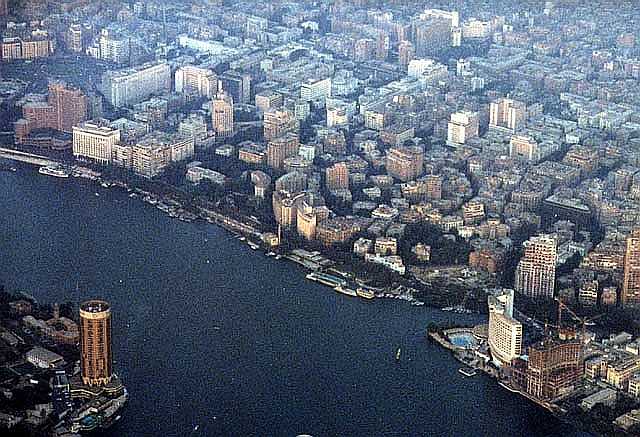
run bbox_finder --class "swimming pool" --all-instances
[448,332,478,349]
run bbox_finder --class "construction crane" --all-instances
[554,298,605,341]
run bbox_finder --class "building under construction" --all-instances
[511,334,583,401]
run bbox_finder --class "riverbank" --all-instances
[0,167,589,437]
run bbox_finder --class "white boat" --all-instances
[38,165,70,178]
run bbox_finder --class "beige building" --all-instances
[515,234,557,300]
[509,135,539,161]
[447,111,479,145]
[266,133,299,170]
[386,146,424,182]
[296,193,331,240]
[326,162,349,191]
[264,109,298,141]
[489,98,526,131]
[211,91,234,138]
[174,65,217,99]
[73,121,121,164]
[623,229,640,307]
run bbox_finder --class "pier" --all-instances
[0,147,60,167]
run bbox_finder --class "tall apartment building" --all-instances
[266,133,299,170]
[414,17,451,57]
[79,300,113,387]
[447,111,479,145]
[130,131,195,178]
[66,24,83,53]
[264,109,298,141]
[488,289,523,366]
[178,114,208,147]
[622,229,640,307]
[73,121,121,164]
[420,9,459,27]
[326,162,349,191]
[515,234,557,300]
[509,135,539,161]
[255,90,283,113]
[1,33,54,61]
[296,193,331,240]
[98,29,130,64]
[211,91,234,139]
[489,98,526,131]
[48,81,88,133]
[398,40,415,68]
[386,146,424,182]
[175,65,217,99]
[300,77,332,103]
[219,71,251,105]
[100,62,171,107]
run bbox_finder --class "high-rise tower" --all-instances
[622,229,640,307]
[79,300,113,387]
[515,235,557,300]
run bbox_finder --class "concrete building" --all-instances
[174,65,217,99]
[73,121,121,164]
[447,111,479,145]
[488,289,523,366]
[490,98,526,131]
[267,133,299,170]
[386,145,424,182]
[48,81,88,133]
[300,77,331,103]
[264,109,298,141]
[509,135,539,161]
[326,162,349,191]
[100,62,171,107]
[515,234,557,300]
[211,91,234,139]
[623,229,640,308]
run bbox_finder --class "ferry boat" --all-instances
[334,285,358,297]
[458,368,477,377]
[356,287,375,300]
[38,165,70,178]
[306,272,347,288]
[395,347,401,361]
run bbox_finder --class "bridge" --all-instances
[0,147,60,167]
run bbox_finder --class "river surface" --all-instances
[0,166,591,437]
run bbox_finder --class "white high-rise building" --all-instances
[488,289,523,366]
[515,234,557,300]
[99,29,130,64]
[100,62,171,107]
[490,98,526,131]
[447,111,479,145]
[300,78,332,103]
[211,91,234,138]
[420,9,459,27]
[174,65,217,99]
[72,121,121,164]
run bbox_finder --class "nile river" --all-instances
[0,166,590,436]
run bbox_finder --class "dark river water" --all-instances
[0,166,591,436]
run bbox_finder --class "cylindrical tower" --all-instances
[79,300,112,387]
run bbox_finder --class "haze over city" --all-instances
[2,0,640,436]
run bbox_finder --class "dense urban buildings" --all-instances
[7,0,640,434]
